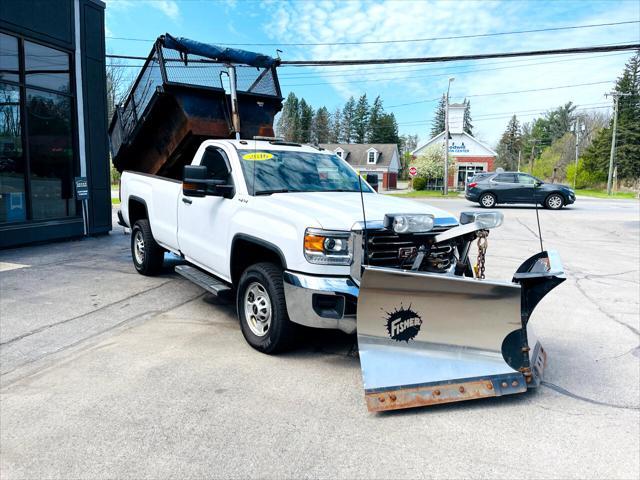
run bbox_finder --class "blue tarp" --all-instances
[162,34,278,68]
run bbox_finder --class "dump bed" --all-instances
[109,35,283,177]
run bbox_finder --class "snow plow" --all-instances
[355,215,565,412]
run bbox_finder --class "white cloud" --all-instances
[260,0,639,144]
[105,0,180,20]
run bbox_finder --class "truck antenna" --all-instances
[358,173,369,267]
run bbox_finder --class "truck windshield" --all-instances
[237,150,373,195]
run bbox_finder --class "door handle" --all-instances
[182,197,192,205]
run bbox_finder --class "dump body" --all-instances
[109,36,283,176]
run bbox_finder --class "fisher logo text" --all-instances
[385,305,422,342]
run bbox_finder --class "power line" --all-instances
[104,20,639,46]
[387,80,614,108]
[279,52,631,86]
[280,43,639,66]
[105,43,640,67]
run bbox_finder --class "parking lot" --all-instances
[1,197,638,479]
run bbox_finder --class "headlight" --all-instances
[459,211,504,229]
[383,214,434,234]
[304,228,352,265]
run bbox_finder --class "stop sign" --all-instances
[409,166,418,177]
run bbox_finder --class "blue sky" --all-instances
[104,0,640,146]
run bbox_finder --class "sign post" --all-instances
[74,177,89,236]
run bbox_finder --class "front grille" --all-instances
[365,228,452,268]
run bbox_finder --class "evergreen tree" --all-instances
[342,96,356,143]
[298,99,314,143]
[431,94,446,137]
[329,108,342,143]
[367,95,384,142]
[352,94,370,143]
[496,115,522,171]
[376,112,399,144]
[581,52,639,179]
[463,99,474,135]
[313,106,331,144]
[276,92,299,142]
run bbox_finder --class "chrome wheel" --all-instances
[481,194,496,208]
[244,282,272,337]
[547,194,563,209]
[133,230,145,264]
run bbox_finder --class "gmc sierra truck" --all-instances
[119,138,499,353]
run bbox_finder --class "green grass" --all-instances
[390,190,462,198]
[575,189,637,199]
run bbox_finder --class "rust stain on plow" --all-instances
[365,379,498,412]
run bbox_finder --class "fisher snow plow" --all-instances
[355,215,565,412]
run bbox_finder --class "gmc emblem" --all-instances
[398,246,417,260]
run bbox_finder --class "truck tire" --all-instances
[237,262,296,354]
[131,219,164,276]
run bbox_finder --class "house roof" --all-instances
[411,131,497,157]
[319,143,398,168]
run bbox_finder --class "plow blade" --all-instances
[356,250,564,412]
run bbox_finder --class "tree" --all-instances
[496,115,522,171]
[312,106,330,144]
[411,145,445,181]
[352,94,370,143]
[276,92,300,142]
[399,134,418,155]
[375,112,399,144]
[463,99,473,135]
[298,98,314,143]
[342,96,356,143]
[106,57,130,120]
[367,95,384,142]
[329,108,342,143]
[580,51,640,180]
[431,94,446,137]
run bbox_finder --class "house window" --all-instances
[335,150,343,159]
[367,150,376,164]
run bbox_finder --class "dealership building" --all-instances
[0,0,110,248]
[412,103,496,190]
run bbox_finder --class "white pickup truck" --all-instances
[120,139,492,353]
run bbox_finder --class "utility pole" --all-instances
[529,140,536,174]
[443,77,454,195]
[571,120,585,190]
[605,91,632,195]
[517,150,521,172]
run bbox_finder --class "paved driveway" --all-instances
[1,198,638,479]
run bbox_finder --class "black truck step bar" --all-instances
[175,265,232,296]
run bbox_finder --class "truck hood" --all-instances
[255,192,459,230]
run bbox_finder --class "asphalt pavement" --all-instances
[1,197,638,479]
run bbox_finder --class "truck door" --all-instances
[177,146,239,281]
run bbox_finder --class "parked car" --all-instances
[465,171,575,209]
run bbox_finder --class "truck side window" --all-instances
[200,147,232,182]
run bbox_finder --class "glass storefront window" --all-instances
[0,33,19,83]
[25,40,70,94]
[0,83,26,223]
[26,89,76,220]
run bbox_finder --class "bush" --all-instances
[566,160,607,189]
[412,177,426,190]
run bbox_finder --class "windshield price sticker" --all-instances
[243,152,274,161]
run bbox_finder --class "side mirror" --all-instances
[534,181,543,188]
[183,165,234,198]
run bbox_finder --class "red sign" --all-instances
[409,166,418,177]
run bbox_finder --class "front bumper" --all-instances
[283,271,359,334]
